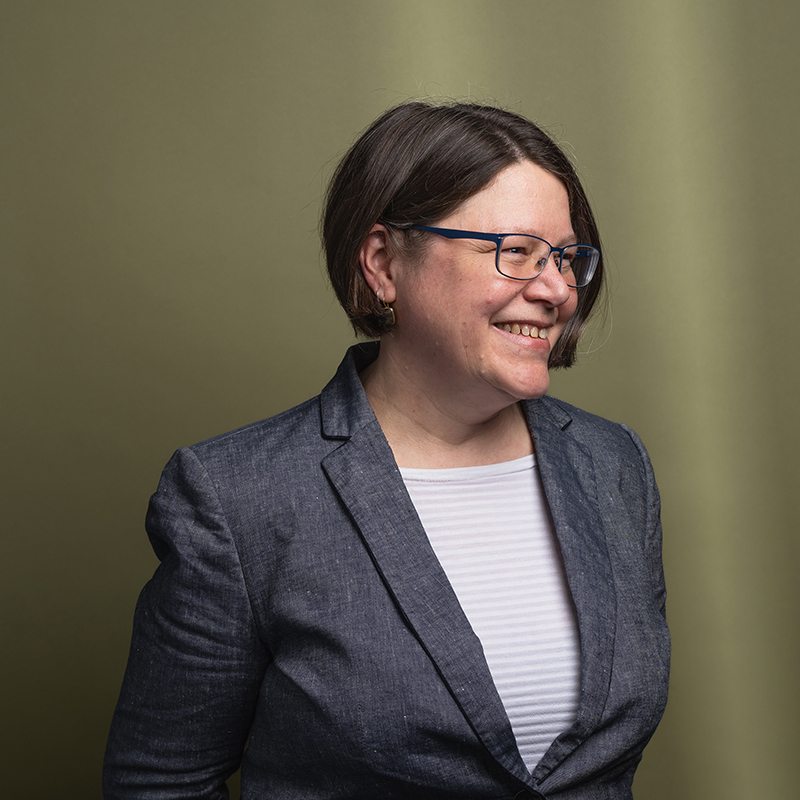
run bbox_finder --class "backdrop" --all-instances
[2,1,798,798]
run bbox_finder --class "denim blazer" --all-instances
[104,343,669,800]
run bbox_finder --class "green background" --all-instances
[2,1,798,797]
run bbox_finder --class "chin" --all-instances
[494,373,551,403]
[519,363,552,394]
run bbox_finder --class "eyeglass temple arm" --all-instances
[410,226,502,244]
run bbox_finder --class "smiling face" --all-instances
[362,160,578,421]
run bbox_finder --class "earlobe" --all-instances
[359,223,397,303]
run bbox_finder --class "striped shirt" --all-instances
[400,454,581,770]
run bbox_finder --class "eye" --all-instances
[501,244,532,257]
[500,235,536,259]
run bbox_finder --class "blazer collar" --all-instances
[319,342,383,440]
[319,346,616,784]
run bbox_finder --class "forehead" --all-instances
[448,160,574,240]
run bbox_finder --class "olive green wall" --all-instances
[3,1,798,797]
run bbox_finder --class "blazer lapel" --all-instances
[525,399,617,774]
[322,426,530,783]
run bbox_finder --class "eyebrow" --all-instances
[503,230,580,247]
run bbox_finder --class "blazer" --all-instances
[104,343,669,800]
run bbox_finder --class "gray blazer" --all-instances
[104,343,669,800]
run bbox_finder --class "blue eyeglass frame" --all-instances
[409,225,599,287]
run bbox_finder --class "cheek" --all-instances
[559,290,579,323]
[482,286,518,313]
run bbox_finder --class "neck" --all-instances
[359,351,534,469]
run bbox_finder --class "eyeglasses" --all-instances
[410,226,600,288]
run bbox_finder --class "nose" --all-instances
[520,253,572,306]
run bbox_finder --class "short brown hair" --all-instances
[322,101,604,368]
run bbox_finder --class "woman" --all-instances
[104,102,669,800]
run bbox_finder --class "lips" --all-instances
[494,323,549,339]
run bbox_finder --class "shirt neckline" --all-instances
[399,453,537,482]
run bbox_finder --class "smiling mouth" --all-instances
[495,323,549,340]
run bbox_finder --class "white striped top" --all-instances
[400,454,581,771]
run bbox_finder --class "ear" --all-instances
[358,223,398,303]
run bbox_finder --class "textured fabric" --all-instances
[103,343,670,800]
[400,456,580,771]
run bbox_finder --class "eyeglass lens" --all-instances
[497,235,598,287]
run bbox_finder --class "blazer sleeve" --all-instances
[103,447,270,800]
[622,423,667,619]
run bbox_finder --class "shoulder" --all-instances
[532,395,656,484]
[145,395,333,566]
[190,395,323,465]
[159,396,335,513]
[183,343,376,475]
[536,394,642,444]
[149,345,378,529]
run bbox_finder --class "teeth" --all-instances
[499,324,548,339]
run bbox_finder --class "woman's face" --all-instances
[382,160,578,416]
